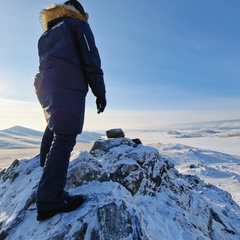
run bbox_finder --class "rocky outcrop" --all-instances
[106,128,125,139]
[0,137,240,240]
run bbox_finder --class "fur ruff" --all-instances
[41,4,87,31]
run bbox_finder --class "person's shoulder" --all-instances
[65,18,91,34]
[65,17,89,27]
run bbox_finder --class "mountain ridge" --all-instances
[0,137,239,239]
[0,125,103,149]
[134,119,240,132]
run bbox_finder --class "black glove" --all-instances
[96,96,106,114]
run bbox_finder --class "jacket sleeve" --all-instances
[76,22,106,97]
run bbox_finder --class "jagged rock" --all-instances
[91,138,173,196]
[106,128,125,138]
[0,138,240,240]
[91,201,143,239]
[1,159,19,182]
[66,151,109,189]
[131,138,142,145]
[90,137,136,157]
[189,164,197,169]
[0,169,6,179]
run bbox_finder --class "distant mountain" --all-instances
[0,126,42,149]
[136,119,240,132]
[2,125,43,137]
[165,119,240,130]
[0,126,104,149]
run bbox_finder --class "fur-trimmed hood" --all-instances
[40,4,87,31]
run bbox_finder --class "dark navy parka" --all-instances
[34,4,106,135]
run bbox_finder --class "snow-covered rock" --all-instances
[0,138,239,239]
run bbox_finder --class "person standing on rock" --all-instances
[34,0,106,221]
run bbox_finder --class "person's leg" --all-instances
[37,132,77,212]
[40,126,54,167]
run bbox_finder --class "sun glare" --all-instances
[0,99,46,131]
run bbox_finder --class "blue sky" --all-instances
[0,0,240,131]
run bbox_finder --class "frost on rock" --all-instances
[1,159,19,182]
[0,138,240,240]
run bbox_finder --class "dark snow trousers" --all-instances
[37,126,77,212]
